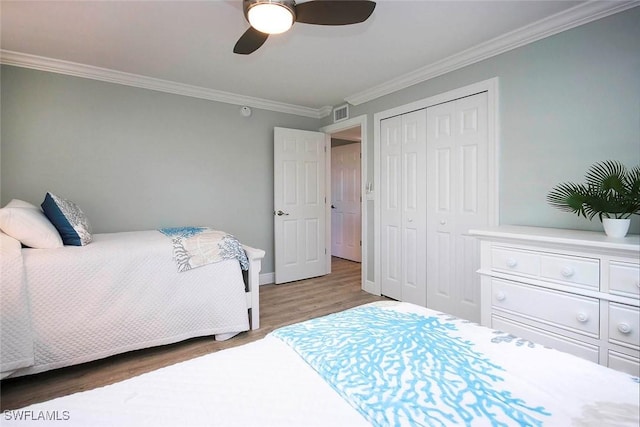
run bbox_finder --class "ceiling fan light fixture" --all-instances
[247,1,295,35]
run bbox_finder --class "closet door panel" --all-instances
[380,116,403,300]
[400,110,427,306]
[427,102,456,314]
[436,148,452,212]
[427,92,488,322]
[453,93,488,321]
[435,230,453,298]
[461,145,478,213]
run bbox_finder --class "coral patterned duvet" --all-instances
[273,302,639,426]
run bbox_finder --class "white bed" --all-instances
[4,302,638,426]
[0,230,264,379]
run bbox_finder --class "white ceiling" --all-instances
[1,1,635,117]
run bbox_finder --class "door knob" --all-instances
[331,205,336,209]
[275,210,289,216]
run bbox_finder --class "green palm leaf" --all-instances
[548,160,640,221]
[585,160,626,194]
[547,182,589,218]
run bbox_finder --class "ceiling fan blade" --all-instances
[295,0,376,25]
[233,26,269,55]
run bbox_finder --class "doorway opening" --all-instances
[330,127,362,263]
[320,115,368,295]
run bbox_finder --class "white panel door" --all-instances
[380,111,427,305]
[331,143,361,262]
[400,110,427,306]
[274,127,327,284]
[426,92,488,322]
[380,116,403,300]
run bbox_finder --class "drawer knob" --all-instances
[561,266,575,278]
[576,312,589,323]
[495,291,506,302]
[617,323,632,335]
[506,258,518,268]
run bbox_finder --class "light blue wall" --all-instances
[1,8,638,282]
[0,66,321,272]
[319,8,640,280]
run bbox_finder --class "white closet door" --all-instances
[380,111,427,306]
[426,92,488,322]
[380,116,403,300]
[400,110,427,306]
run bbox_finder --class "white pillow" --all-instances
[0,199,63,249]
[3,199,36,209]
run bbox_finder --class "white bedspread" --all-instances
[0,232,34,377]
[3,336,368,427]
[4,302,638,426]
[7,230,249,377]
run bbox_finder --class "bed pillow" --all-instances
[0,199,64,249]
[41,192,93,246]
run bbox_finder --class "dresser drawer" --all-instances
[492,315,599,363]
[608,303,640,349]
[491,247,539,276]
[607,350,640,376]
[609,261,640,297]
[539,254,600,289]
[491,279,599,336]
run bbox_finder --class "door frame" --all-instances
[320,115,368,290]
[373,77,500,296]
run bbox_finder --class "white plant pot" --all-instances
[602,218,631,238]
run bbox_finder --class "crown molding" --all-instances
[345,1,639,106]
[2,2,636,114]
[0,50,332,119]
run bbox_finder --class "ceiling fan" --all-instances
[233,0,376,55]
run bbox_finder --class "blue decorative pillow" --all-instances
[41,192,92,246]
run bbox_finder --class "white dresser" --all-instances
[470,226,640,376]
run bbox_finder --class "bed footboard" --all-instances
[242,245,265,330]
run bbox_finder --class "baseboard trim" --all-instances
[259,272,275,286]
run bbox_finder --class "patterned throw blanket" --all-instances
[271,305,552,427]
[159,227,249,272]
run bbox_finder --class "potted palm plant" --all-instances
[547,160,640,238]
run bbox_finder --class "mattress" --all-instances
[4,302,638,426]
[11,230,249,377]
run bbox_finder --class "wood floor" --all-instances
[0,257,388,411]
